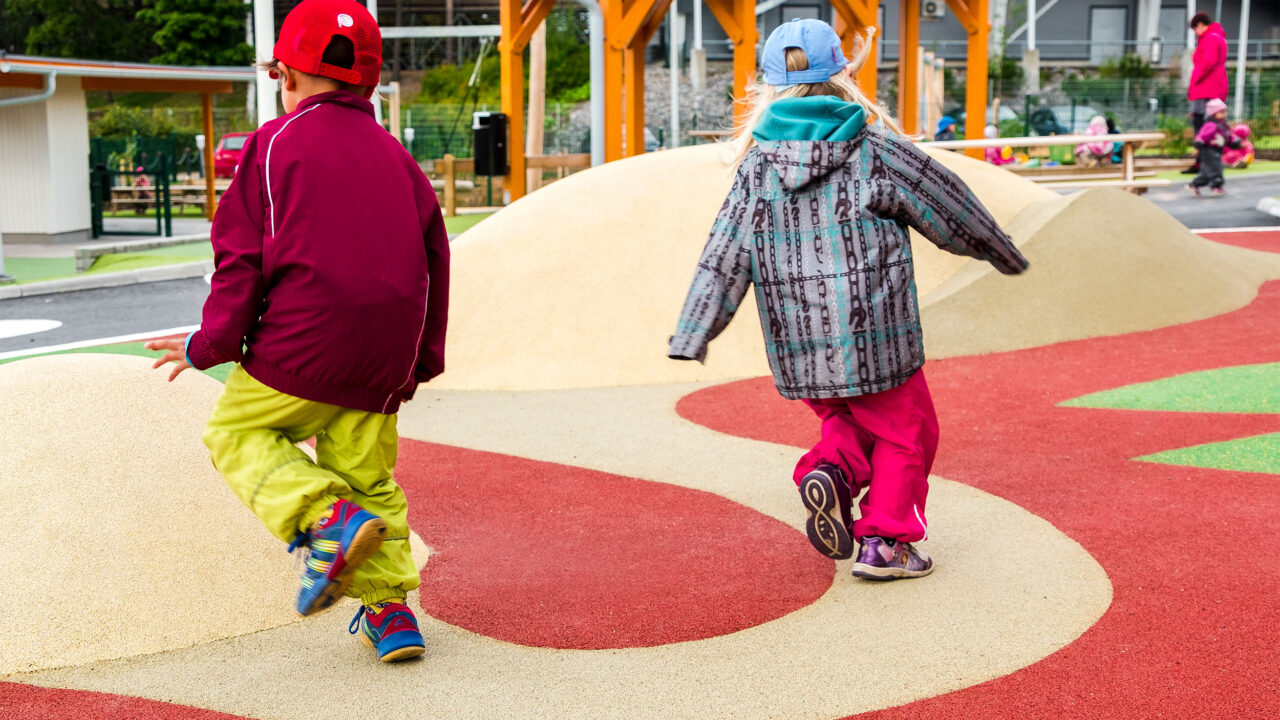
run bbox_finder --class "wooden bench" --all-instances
[74,234,210,273]
[930,132,1169,193]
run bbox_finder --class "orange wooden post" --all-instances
[499,0,526,200]
[499,0,557,201]
[602,0,626,161]
[898,0,920,135]
[202,93,217,220]
[732,0,757,127]
[623,43,646,156]
[953,0,989,158]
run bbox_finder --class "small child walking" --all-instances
[147,0,449,661]
[669,19,1028,580]
[1187,98,1240,196]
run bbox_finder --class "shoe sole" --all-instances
[800,471,853,560]
[358,628,426,662]
[299,518,388,617]
[850,562,935,581]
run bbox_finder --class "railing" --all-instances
[928,131,1169,192]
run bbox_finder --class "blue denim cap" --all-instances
[761,18,850,88]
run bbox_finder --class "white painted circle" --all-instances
[0,319,62,340]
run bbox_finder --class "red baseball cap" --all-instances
[274,0,382,88]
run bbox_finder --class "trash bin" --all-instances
[473,112,508,176]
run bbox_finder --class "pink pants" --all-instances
[792,370,939,542]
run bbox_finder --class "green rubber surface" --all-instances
[1061,363,1280,414]
[1137,432,1280,475]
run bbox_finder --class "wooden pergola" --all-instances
[500,0,990,199]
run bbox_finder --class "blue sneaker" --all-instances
[288,499,387,616]
[350,602,426,662]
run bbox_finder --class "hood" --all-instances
[1205,22,1225,38]
[752,97,867,192]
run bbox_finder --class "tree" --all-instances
[139,0,253,66]
[8,0,160,61]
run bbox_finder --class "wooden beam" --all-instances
[80,77,233,94]
[730,0,756,126]
[637,0,673,46]
[962,0,988,158]
[833,8,878,103]
[613,0,663,50]
[602,0,626,161]
[526,153,592,169]
[945,0,979,33]
[202,93,217,221]
[701,0,742,43]
[0,74,45,89]
[500,0,527,199]
[512,0,556,51]
[624,42,646,156]
[898,0,919,135]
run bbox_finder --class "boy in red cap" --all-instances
[146,0,449,663]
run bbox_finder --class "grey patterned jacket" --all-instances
[669,125,1029,399]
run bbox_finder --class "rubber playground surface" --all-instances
[2,229,1280,717]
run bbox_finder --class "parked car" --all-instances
[1048,105,1101,134]
[213,132,252,178]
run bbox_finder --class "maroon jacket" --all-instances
[185,91,449,414]
[1188,22,1229,102]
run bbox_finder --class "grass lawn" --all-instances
[444,212,494,235]
[3,241,213,285]
[105,205,210,219]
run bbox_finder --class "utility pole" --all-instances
[1233,0,1251,119]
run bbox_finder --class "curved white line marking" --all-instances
[0,319,62,340]
[203,273,213,285]
[0,325,199,361]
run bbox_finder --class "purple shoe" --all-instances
[850,536,934,580]
[799,464,853,559]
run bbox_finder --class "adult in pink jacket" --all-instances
[1185,12,1229,173]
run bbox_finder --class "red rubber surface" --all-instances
[397,441,835,649]
[0,683,247,719]
[1193,229,1280,253]
[677,280,1280,718]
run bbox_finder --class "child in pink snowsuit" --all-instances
[669,19,1028,581]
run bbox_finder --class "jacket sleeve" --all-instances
[669,169,754,363]
[413,175,450,387]
[185,133,267,370]
[866,134,1029,276]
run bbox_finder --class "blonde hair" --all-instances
[733,27,902,167]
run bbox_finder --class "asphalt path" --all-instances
[1142,171,1280,229]
[1,174,1277,354]
[0,278,207,355]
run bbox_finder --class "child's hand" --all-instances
[144,338,193,382]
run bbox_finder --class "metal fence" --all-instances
[399,103,590,162]
[90,164,173,238]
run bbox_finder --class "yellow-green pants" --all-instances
[203,365,418,606]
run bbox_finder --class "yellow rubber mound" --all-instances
[920,187,1280,357]
[0,356,321,673]
[436,143,1049,391]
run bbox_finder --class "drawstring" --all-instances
[349,605,367,635]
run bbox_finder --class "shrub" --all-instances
[1157,114,1190,156]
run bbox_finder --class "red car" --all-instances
[213,132,252,179]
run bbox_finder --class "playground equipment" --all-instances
[498,0,993,200]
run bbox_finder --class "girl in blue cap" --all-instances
[670,19,1027,580]
[934,115,957,141]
